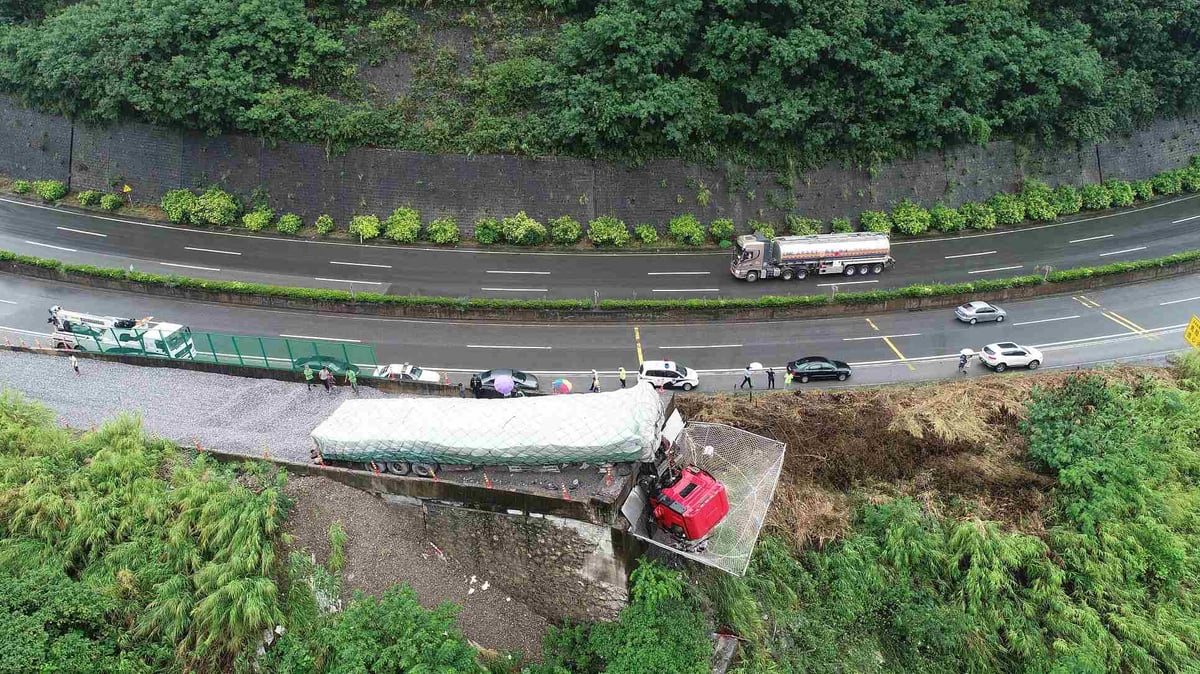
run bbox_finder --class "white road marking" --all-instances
[480,287,549,292]
[314,277,383,285]
[646,271,711,275]
[466,344,553,350]
[23,240,76,252]
[1159,296,1200,306]
[816,280,878,287]
[185,246,242,256]
[160,262,220,272]
[967,265,1023,274]
[1173,214,1200,224]
[658,344,742,349]
[56,226,106,238]
[279,333,361,343]
[1099,246,1147,257]
[1012,315,1080,326]
[486,270,551,275]
[650,288,721,292]
[330,260,392,268]
[1069,234,1114,243]
[943,250,996,259]
[0,299,16,305]
[842,333,921,341]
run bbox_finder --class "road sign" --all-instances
[1185,315,1200,349]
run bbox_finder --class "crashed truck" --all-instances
[310,382,786,575]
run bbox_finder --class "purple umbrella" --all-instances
[494,374,516,396]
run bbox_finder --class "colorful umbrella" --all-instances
[552,378,573,394]
[494,374,516,396]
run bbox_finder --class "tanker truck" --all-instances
[730,232,894,282]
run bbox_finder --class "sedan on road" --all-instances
[955,301,1007,324]
[372,362,441,382]
[478,368,540,391]
[786,356,853,383]
[979,342,1042,371]
[293,356,360,376]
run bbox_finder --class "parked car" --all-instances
[638,360,700,391]
[293,356,359,376]
[955,301,1007,324]
[785,356,852,383]
[979,342,1042,371]
[478,368,540,391]
[372,362,441,383]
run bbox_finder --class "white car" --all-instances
[978,342,1042,372]
[372,362,441,383]
[638,360,700,391]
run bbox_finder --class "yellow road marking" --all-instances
[634,327,644,364]
[1102,311,1156,340]
[865,318,879,331]
[881,335,916,371]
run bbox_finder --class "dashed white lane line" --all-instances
[160,262,220,272]
[466,344,553,350]
[185,246,241,256]
[56,226,106,237]
[1173,214,1200,224]
[646,271,711,275]
[1012,315,1080,326]
[314,277,384,285]
[480,287,548,292]
[1160,296,1200,306]
[842,333,921,341]
[658,344,742,349]
[1069,234,1114,243]
[944,250,996,259]
[651,288,720,292]
[816,280,878,287]
[23,240,76,253]
[486,270,551,275]
[0,299,16,305]
[279,333,361,343]
[1099,246,1148,257]
[330,260,392,268]
[968,265,1023,274]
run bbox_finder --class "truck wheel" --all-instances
[745,271,759,283]
[871,264,883,274]
[412,462,440,478]
[781,268,795,281]
[844,265,857,276]
[73,345,84,351]
[385,461,411,476]
[53,341,66,350]
[795,268,808,280]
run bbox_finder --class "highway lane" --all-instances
[1,271,1195,388]
[1,193,1199,300]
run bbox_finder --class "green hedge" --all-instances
[383,207,421,243]
[549,215,583,245]
[425,216,459,244]
[77,190,103,206]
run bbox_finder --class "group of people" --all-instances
[739,366,780,389]
[303,364,358,394]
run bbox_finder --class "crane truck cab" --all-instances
[731,232,895,282]
[47,305,194,359]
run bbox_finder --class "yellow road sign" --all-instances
[121,184,132,193]
[1186,315,1200,349]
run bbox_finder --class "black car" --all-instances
[478,368,540,391]
[785,356,852,383]
[293,356,360,376]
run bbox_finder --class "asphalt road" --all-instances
[1,193,1199,300]
[1,271,1193,390]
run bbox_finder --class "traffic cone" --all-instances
[443,373,451,386]
[33,338,41,349]
[561,483,570,500]
[483,473,493,489]
[2,336,9,346]
[370,461,380,476]
[430,468,438,483]
[605,466,614,486]
[262,450,271,460]
[193,438,203,453]
[18,338,25,348]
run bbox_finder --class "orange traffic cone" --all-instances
[483,473,494,489]
[370,461,380,476]
[605,466,614,486]
[262,450,271,460]
[430,468,439,483]
[561,483,570,500]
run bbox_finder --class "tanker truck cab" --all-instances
[732,232,895,282]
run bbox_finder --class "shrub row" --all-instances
[4,247,1197,316]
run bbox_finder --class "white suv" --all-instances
[638,360,700,391]
[979,342,1043,372]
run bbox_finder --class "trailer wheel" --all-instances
[871,263,884,274]
[858,264,872,275]
[795,268,808,280]
[53,341,66,350]
[73,345,84,351]
[745,270,759,283]
[385,461,411,476]
[412,462,440,478]
[781,268,795,281]
[843,265,857,276]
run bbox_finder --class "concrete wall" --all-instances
[2,94,1198,230]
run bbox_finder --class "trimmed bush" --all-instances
[425,217,459,244]
[1080,183,1113,210]
[752,223,776,239]
[1132,179,1154,201]
[668,214,705,246]
[277,213,303,234]
[635,224,658,245]
[830,217,853,233]
[77,190,102,206]
[959,202,996,230]
[860,210,891,233]
[786,215,821,236]
[708,218,734,242]
[349,214,382,240]
[1105,179,1135,207]
[1180,166,1200,193]
[194,188,239,226]
[501,211,546,245]
[987,193,1025,225]
[474,217,501,245]
[1051,185,1083,215]
[242,208,273,232]
[315,214,335,235]
[1020,181,1056,221]
[929,203,964,232]
[99,194,123,211]
[549,215,583,245]
[718,239,733,248]
[1152,170,1183,196]
[383,207,421,243]
[588,216,631,247]
[161,189,198,223]
[12,179,31,194]
[33,180,68,201]
[890,199,931,234]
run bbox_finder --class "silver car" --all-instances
[955,301,1007,325]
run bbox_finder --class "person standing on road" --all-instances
[767,367,776,389]
[345,368,358,394]
[740,366,753,389]
[319,366,332,393]
[618,367,627,388]
[590,369,600,393]
[303,365,315,389]
[470,373,482,398]
[784,369,793,387]
[958,353,969,374]
[70,354,80,376]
